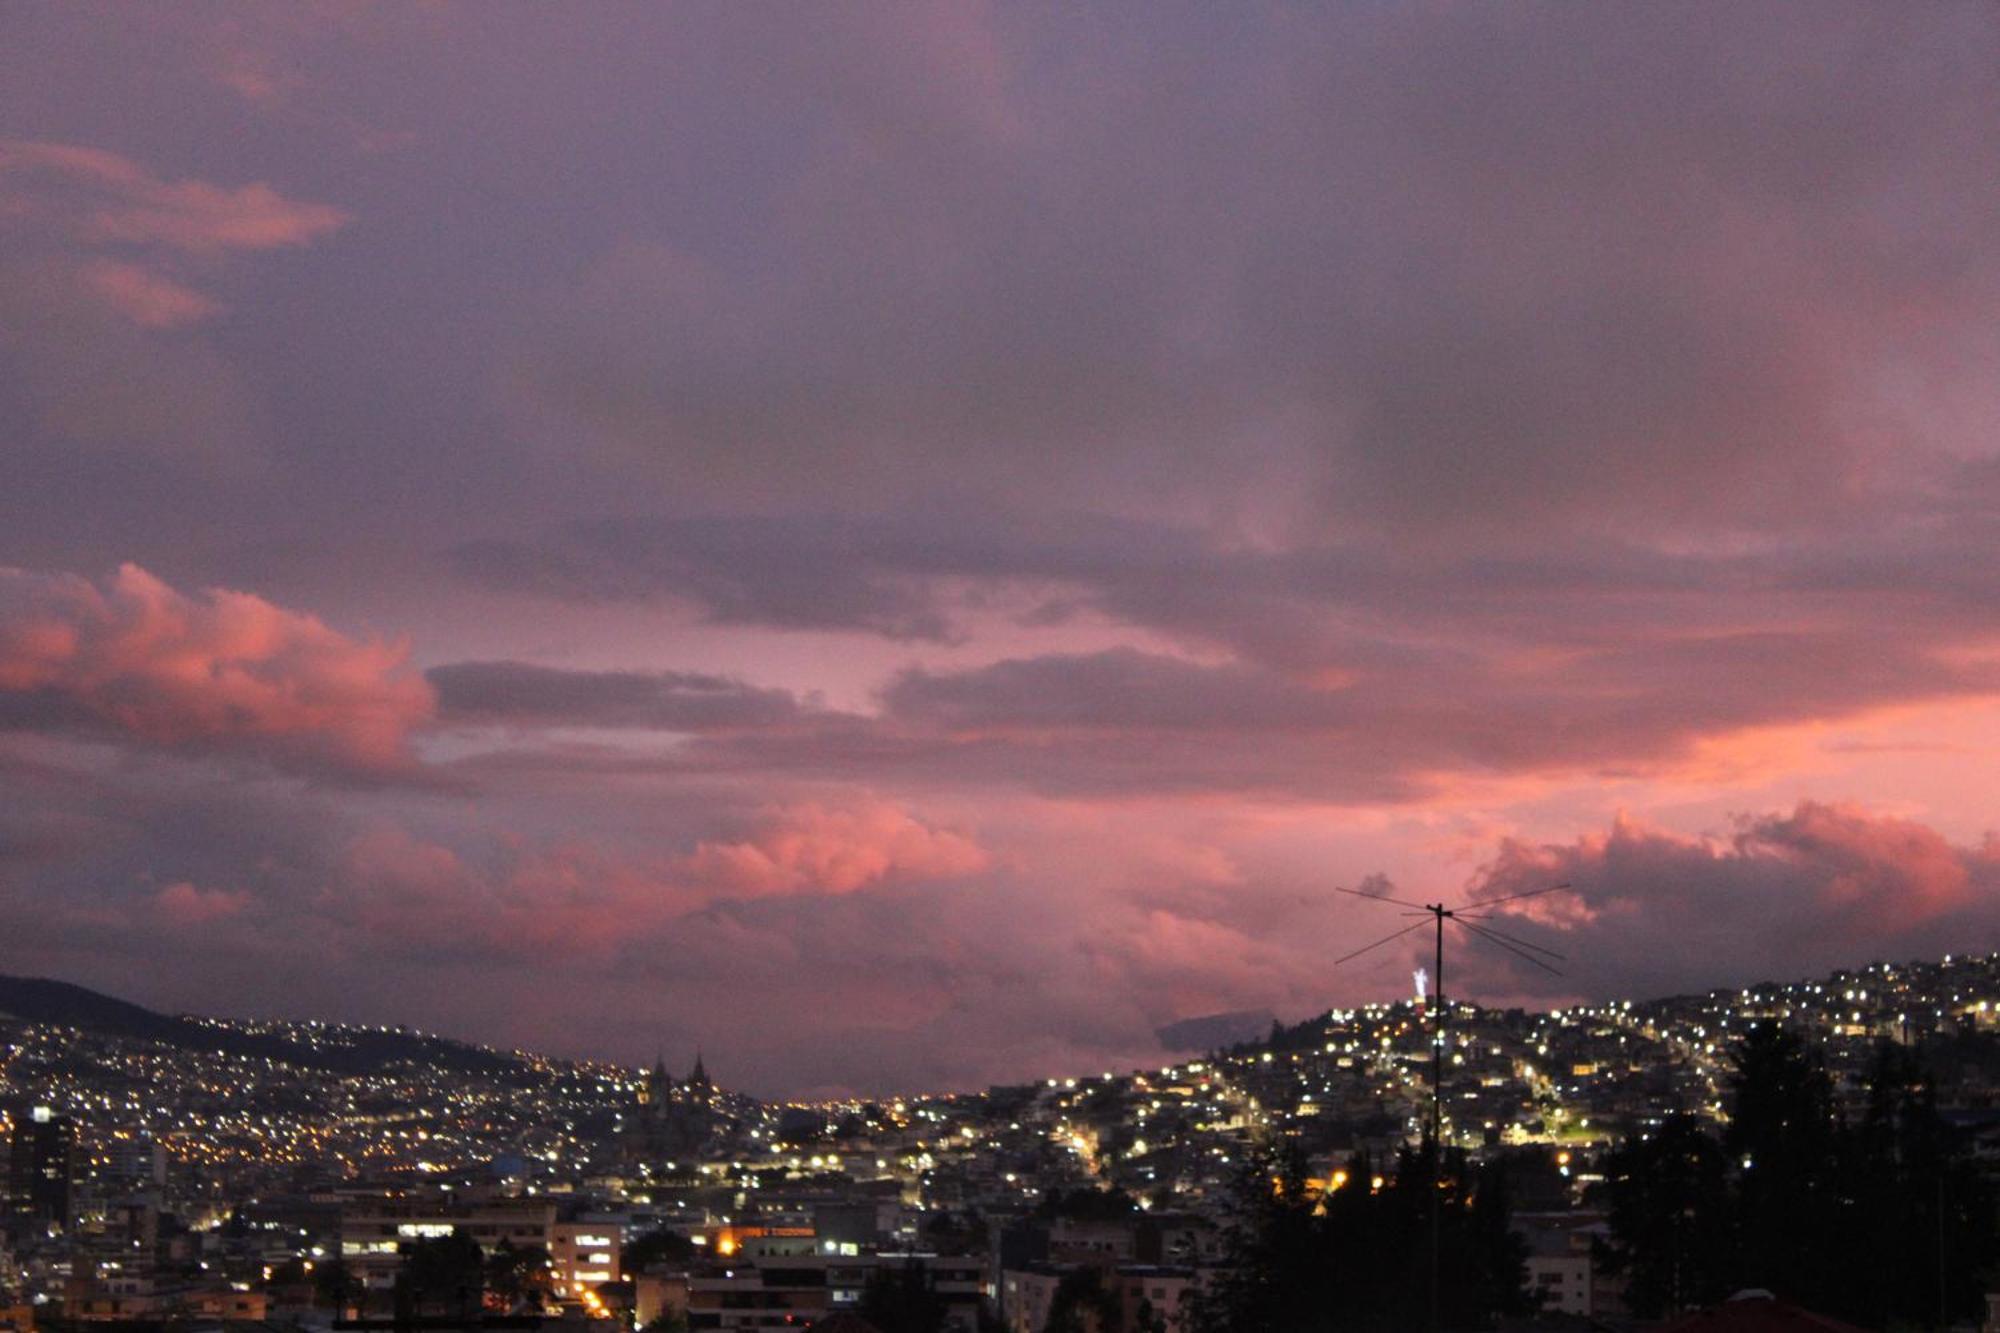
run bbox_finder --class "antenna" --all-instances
[1332,881,1572,1333]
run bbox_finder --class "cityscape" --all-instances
[5,949,2000,1330]
[8,4,2000,1330]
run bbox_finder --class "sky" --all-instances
[4,4,2000,1097]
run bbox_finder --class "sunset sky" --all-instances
[5,5,2000,1096]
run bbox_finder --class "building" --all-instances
[684,1253,984,1332]
[1107,1266,1196,1332]
[550,1221,620,1294]
[1524,1248,1591,1317]
[100,1137,167,1191]
[9,1108,75,1230]
[1000,1263,1196,1333]
[338,1195,558,1293]
[624,1056,721,1168]
[1514,1212,1605,1318]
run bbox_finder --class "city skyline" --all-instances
[5,6,2000,1096]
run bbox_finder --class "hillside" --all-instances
[0,974,525,1079]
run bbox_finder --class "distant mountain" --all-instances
[1156,1008,1278,1052]
[0,974,525,1079]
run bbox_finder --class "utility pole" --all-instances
[1430,901,1447,1333]
[1331,881,1571,1333]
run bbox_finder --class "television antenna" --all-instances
[1332,881,1571,1333]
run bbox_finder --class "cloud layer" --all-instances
[3,5,2000,1091]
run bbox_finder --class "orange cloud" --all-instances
[0,564,434,773]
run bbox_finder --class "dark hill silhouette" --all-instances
[0,974,524,1078]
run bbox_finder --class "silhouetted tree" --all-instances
[1188,1140,1529,1331]
[1042,1266,1121,1333]
[624,1226,698,1272]
[1600,1113,1733,1316]
[485,1237,553,1310]
[1834,1040,1998,1326]
[923,1205,988,1255]
[312,1257,354,1312]
[1130,1296,1169,1333]
[1603,1027,2000,1328]
[1726,1024,1841,1298]
[859,1257,950,1333]
[1035,1187,1140,1222]
[397,1229,484,1322]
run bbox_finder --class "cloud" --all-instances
[446,489,2000,802]
[451,515,963,641]
[0,138,348,254]
[475,6,2000,546]
[0,564,434,775]
[9,6,2000,1094]
[427,659,810,731]
[681,800,988,896]
[78,259,220,328]
[1453,802,2000,1001]
[154,880,250,924]
[317,798,988,966]
[0,257,264,459]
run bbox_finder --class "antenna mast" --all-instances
[1332,882,1571,1333]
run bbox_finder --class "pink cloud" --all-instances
[329,829,632,959]
[79,259,220,327]
[1732,801,1977,926]
[0,138,348,254]
[0,564,434,773]
[680,800,988,896]
[1454,801,2000,1000]
[322,800,987,964]
[154,880,250,924]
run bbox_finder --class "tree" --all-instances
[1724,1024,1841,1300]
[923,1206,988,1255]
[1042,1266,1121,1333]
[1035,1187,1140,1222]
[1187,1140,1529,1331]
[1835,1040,1998,1327]
[312,1258,355,1312]
[625,1226,698,1272]
[485,1237,553,1311]
[1600,1113,1733,1316]
[1602,1028,2000,1328]
[397,1229,485,1320]
[1190,1144,1331,1331]
[859,1258,950,1333]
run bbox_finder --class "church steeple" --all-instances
[688,1048,711,1097]
[640,1052,670,1106]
